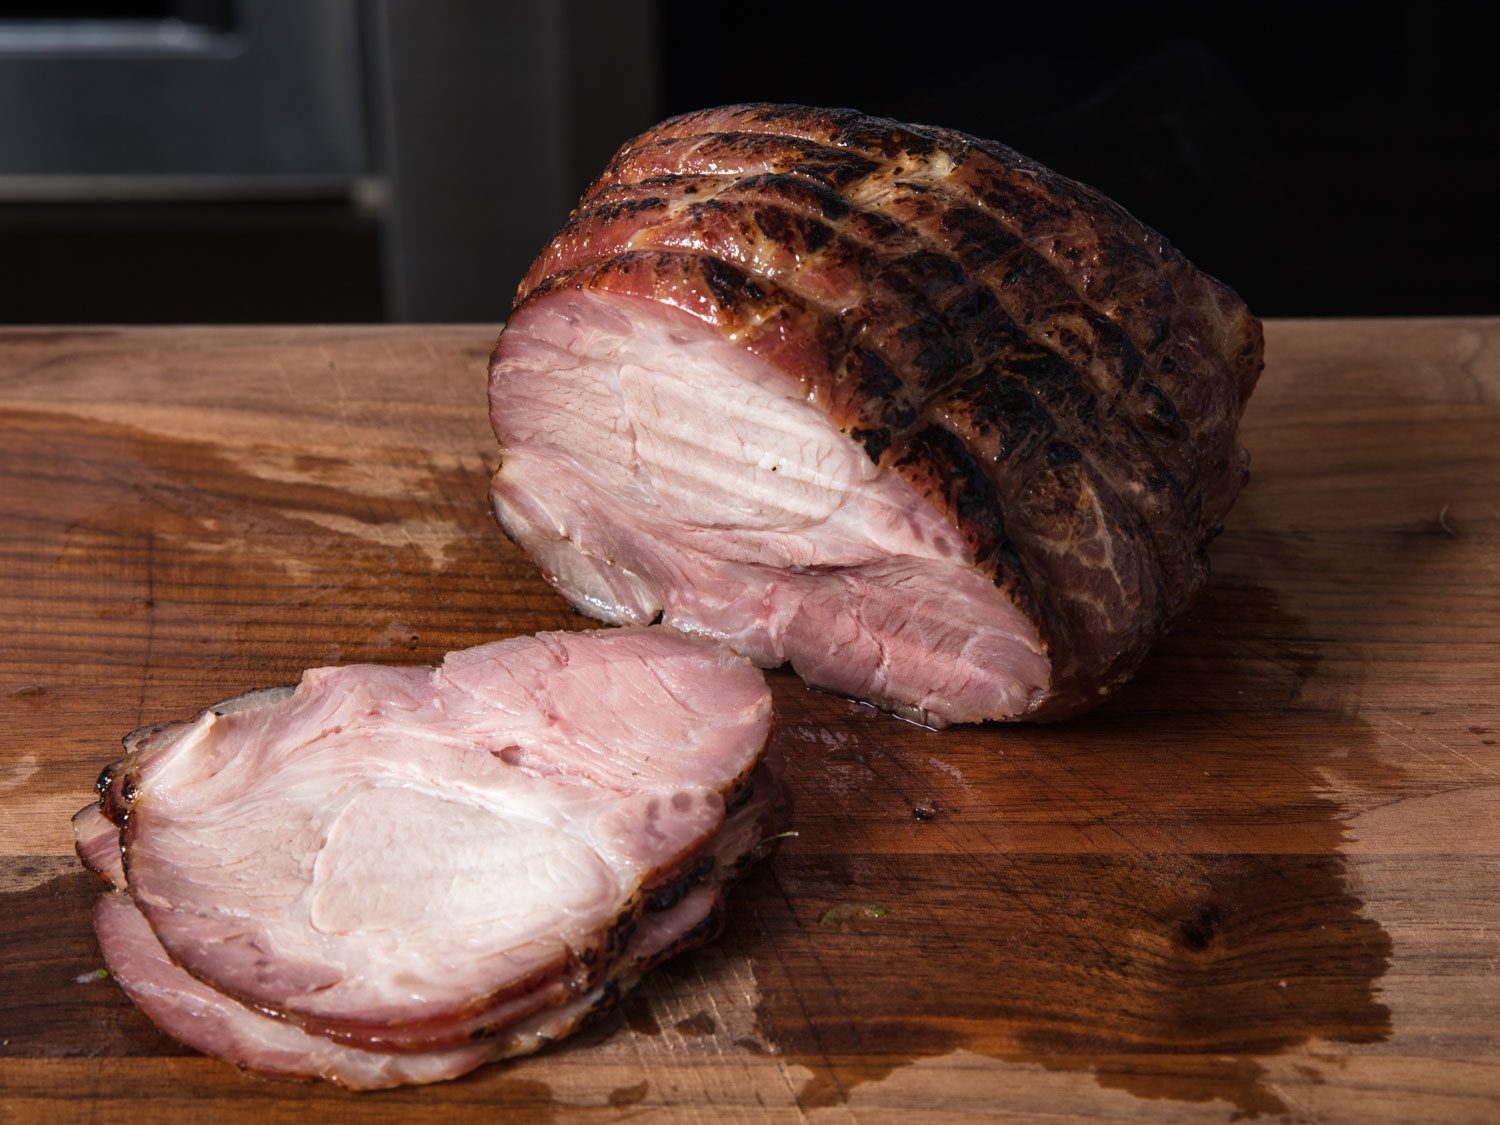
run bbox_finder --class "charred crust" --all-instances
[590,196,667,225]
[850,426,892,463]
[904,330,971,388]
[748,205,792,244]
[739,172,852,221]
[723,778,756,813]
[699,256,752,311]
[1003,351,1097,416]
[940,288,1023,356]
[844,347,907,413]
[1137,380,1187,436]
[896,424,1009,566]
[883,250,967,302]
[647,853,716,912]
[1046,441,1082,468]
[936,203,1020,269]
[952,372,1058,464]
[605,913,638,959]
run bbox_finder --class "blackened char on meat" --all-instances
[489,103,1263,723]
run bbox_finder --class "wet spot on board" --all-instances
[674,1011,717,1036]
[606,1079,650,1107]
[0,870,176,1057]
[620,994,662,1036]
[740,581,1401,1119]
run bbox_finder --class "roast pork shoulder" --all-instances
[488,104,1263,724]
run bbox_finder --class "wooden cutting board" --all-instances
[1,321,1496,1123]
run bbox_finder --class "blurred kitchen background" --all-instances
[1,0,1496,324]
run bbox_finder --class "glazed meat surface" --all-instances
[489,104,1262,723]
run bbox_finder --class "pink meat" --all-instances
[490,289,1051,726]
[87,756,786,1089]
[113,627,770,1047]
[93,893,492,1089]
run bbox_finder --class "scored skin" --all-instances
[579,128,1239,528]
[502,106,1263,716]
[588,104,1261,418]
[525,175,1200,618]
[550,167,1205,519]
[523,251,1048,642]
[575,105,1261,532]
[531,179,1200,499]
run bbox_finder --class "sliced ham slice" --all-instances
[84,754,786,1089]
[106,627,770,1049]
[93,893,493,1089]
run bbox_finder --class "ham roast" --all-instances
[488,104,1263,724]
[75,627,786,1087]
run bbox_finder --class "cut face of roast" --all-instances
[491,289,1051,727]
[489,104,1263,723]
[111,627,771,1047]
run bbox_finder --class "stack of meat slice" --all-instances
[73,627,785,1089]
[488,103,1264,724]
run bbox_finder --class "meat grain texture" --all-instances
[490,103,1264,724]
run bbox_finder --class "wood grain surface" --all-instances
[0,320,1496,1123]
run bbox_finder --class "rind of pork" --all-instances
[114,627,771,1046]
[592,104,1261,415]
[576,105,1259,532]
[529,182,1197,501]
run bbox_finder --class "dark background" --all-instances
[2,0,1496,324]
